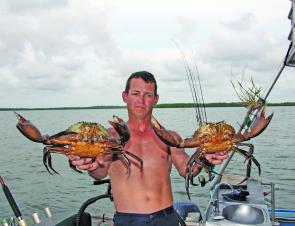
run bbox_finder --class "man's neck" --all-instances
[127,116,152,133]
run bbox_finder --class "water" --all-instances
[0,107,294,224]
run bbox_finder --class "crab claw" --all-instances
[15,112,47,143]
[108,115,130,145]
[242,110,274,141]
[151,115,184,147]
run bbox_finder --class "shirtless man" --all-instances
[69,71,228,226]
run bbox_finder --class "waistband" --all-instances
[115,206,175,220]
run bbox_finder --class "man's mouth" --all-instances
[135,105,145,110]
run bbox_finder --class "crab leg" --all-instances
[111,149,131,174]
[233,148,251,184]
[68,159,83,174]
[120,154,131,174]
[109,149,131,173]
[185,152,199,200]
[185,149,218,199]
[124,151,143,171]
[43,146,84,175]
[233,145,261,185]
[43,147,59,175]
[237,143,261,176]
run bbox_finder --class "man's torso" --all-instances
[109,127,174,213]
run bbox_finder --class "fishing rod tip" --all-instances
[0,176,4,185]
[0,176,5,185]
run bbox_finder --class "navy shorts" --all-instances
[113,206,181,226]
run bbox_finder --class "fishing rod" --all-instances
[173,40,207,126]
[0,176,28,226]
[193,54,208,124]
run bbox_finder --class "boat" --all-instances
[1,1,295,226]
[55,177,295,226]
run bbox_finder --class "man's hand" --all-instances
[204,151,229,165]
[68,156,97,171]
[68,155,112,172]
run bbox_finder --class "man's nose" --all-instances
[137,94,145,103]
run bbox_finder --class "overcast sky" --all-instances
[0,0,294,108]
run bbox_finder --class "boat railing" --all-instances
[262,182,278,225]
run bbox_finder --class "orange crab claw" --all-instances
[151,115,184,147]
[108,115,130,145]
[15,112,47,143]
[181,137,205,148]
[241,110,274,141]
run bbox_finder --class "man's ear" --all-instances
[153,95,159,106]
[122,91,128,103]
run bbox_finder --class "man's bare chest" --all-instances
[126,134,170,164]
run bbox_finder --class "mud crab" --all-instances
[151,108,273,199]
[15,112,143,175]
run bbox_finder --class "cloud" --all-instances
[0,0,123,105]
[0,0,293,107]
[4,0,68,13]
[224,12,256,31]
[198,15,286,80]
[173,16,197,42]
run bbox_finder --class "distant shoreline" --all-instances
[1,102,295,111]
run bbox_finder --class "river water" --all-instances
[0,107,294,224]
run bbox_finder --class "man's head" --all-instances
[122,71,159,119]
[125,71,157,96]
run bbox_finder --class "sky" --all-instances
[0,0,294,108]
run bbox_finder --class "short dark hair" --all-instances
[125,71,158,95]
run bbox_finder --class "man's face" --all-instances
[122,78,159,119]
